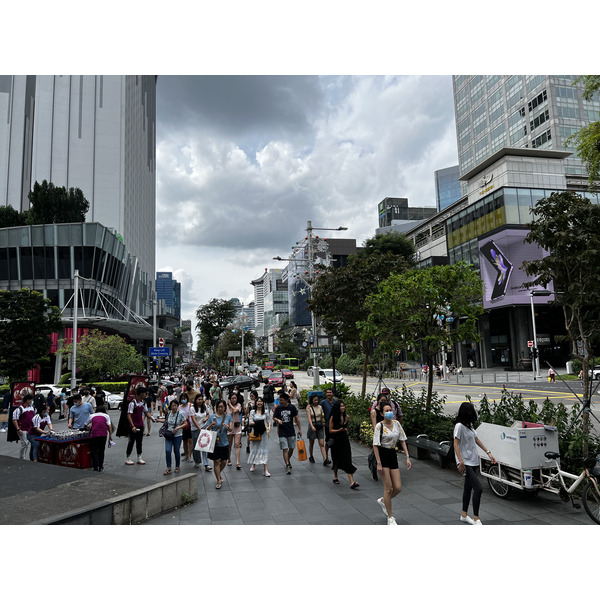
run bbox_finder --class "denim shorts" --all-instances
[279,436,296,450]
[307,426,324,440]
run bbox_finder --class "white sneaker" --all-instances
[125,458,134,465]
[377,497,388,517]
[387,516,397,525]
[136,457,146,465]
[473,519,483,525]
[460,515,474,525]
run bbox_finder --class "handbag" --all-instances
[249,432,262,442]
[297,437,307,461]
[195,429,217,453]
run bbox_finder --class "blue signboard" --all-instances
[149,347,170,357]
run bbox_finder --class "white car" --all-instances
[307,369,344,385]
[106,392,125,410]
[34,384,63,398]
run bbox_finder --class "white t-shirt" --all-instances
[454,422,479,467]
[189,405,209,431]
[32,414,52,431]
[373,420,406,449]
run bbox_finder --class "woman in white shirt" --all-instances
[372,401,412,525]
[454,402,496,525]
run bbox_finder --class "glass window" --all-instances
[45,247,55,279]
[44,225,55,245]
[46,289,59,309]
[33,247,45,279]
[57,246,71,279]
[82,246,95,278]
[20,247,33,279]
[504,188,519,223]
[31,227,44,246]
[0,248,8,280]
[517,188,533,223]
[8,247,18,279]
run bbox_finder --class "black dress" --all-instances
[331,419,357,475]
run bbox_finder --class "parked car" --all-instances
[106,392,125,410]
[219,375,260,393]
[268,371,285,387]
[260,370,273,384]
[588,366,600,380]
[307,368,344,384]
[34,384,63,398]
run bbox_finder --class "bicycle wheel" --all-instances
[582,480,600,525]
[487,464,511,499]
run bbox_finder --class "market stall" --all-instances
[35,430,92,469]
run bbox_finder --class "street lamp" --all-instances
[274,220,347,387]
[530,289,553,379]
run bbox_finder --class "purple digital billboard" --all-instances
[478,229,554,310]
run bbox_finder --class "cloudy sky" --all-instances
[155,75,459,337]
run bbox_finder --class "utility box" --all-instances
[475,422,559,470]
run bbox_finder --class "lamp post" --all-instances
[530,289,553,380]
[274,220,347,387]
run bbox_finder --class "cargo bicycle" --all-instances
[476,422,600,524]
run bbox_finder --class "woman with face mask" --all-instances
[372,402,412,525]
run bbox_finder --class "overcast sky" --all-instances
[155,75,459,337]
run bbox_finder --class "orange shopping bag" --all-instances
[296,437,307,461]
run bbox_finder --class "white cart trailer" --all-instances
[475,421,560,498]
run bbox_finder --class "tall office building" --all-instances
[156,271,181,320]
[434,165,462,211]
[0,75,156,278]
[251,269,283,338]
[453,75,598,184]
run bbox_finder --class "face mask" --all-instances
[384,411,394,421]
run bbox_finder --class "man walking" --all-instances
[272,392,302,474]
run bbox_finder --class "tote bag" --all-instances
[296,438,307,461]
[195,429,217,454]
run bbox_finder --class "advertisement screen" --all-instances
[479,229,554,309]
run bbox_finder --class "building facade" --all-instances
[434,165,462,212]
[0,75,156,279]
[156,271,181,321]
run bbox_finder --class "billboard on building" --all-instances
[478,229,554,309]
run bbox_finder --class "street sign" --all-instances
[158,337,165,347]
[228,350,241,357]
[311,346,331,354]
[150,347,170,357]
[527,340,534,348]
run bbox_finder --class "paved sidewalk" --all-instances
[0,403,594,525]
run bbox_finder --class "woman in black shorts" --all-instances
[372,402,412,525]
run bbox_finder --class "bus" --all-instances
[278,357,300,370]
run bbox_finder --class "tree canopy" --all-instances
[195,299,237,360]
[568,76,600,190]
[353,230,416,263]
[358,263,483,410]
[0,289,62,382]
[522,190,600,444]
[0,205,26,228]
[26,180,90,224]
[61,329,144,381]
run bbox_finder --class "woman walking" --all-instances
[190,395,212,471]
[306,393,327,464]
[158,399,186,475]
[454,402,496,525]
[245,390,258,454]
[205,399,233,489]
[372,401,412,525]
[288,381,299,407]
[226,392,243,469]
[248,397,271,476]
[328,400,359,489]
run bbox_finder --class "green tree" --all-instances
[0,205,26,228]
[0,289,62,381]
[195,299,237,361]
[309,237,414,394]
[522,191,600,450]
[358,263,483,411]
[26,180,90,224]
[61,329,144,381]
[568,76,600,191]
[216,328,255,363]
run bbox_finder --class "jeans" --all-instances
[28,433,40,461]
[191,429,210,466]
[165,435,182,469]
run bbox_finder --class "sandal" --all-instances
[163,469,172,475]
[333,478,340,485]
[227,461,233,466]
[174,467,180,473]
[236,464,241,470]
[350,482,360,489]
[215,481,222,489]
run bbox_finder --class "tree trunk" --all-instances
[361,339,370,397]
[426,356,434,413]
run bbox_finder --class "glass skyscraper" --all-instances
[434,165,462,211]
